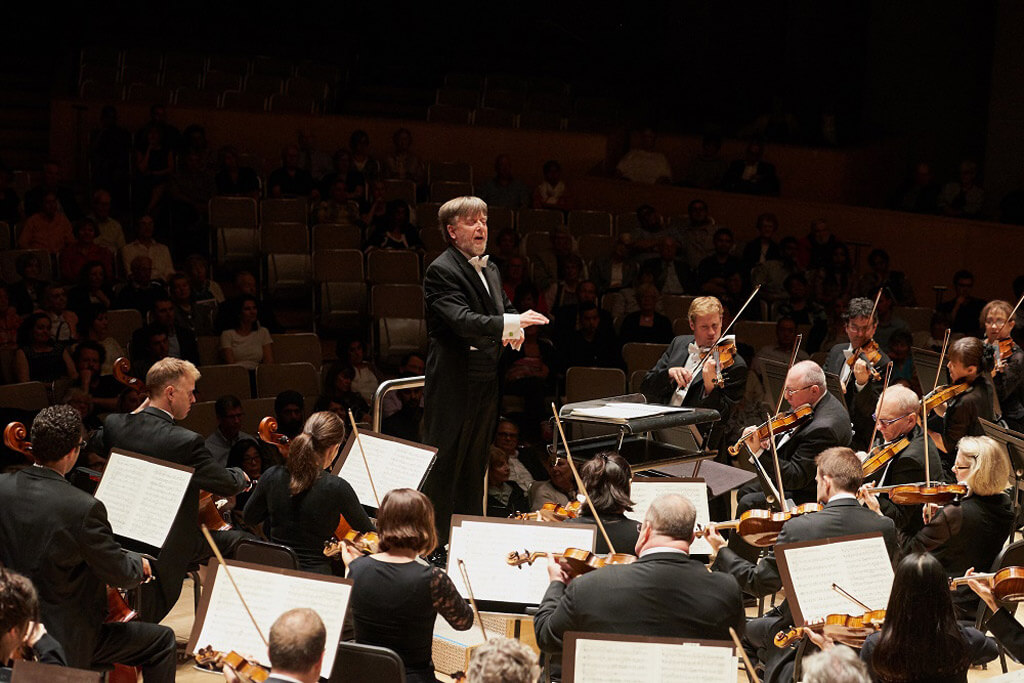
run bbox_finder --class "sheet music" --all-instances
[93,450,192,548]
[780,536,893,624]
[336,431,435,508]
[192,563,350,678]
[625,480,711,554]
[571,640,735,683]
[980,670,1024,682]
[448,519,595,605]
[569,403,691,420]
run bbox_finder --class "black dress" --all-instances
[942,375,994,462]
[347,556,474,683]
[992,343,1024,432]
[565,511,641,555]
[243,466,374,574]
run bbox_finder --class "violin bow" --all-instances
[922,395,931,487]
[456,559,490,643]
[774,333,804,415]
[934,328,952,392]
[730,627,761,683]
[832,583,871,612]
[551,403,617,554]
[200,525,268,648]
[1005,292,1024,337]
[867,362,895,451]
[347,410,381,508]
[766,413,789,513]
[690,285,761,379]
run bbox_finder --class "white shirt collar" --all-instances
[828,492,856,503]
[639,546,688,558]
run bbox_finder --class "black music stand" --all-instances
[980,418,1024,529]
[824,371,847,409]
[913,346,948,392]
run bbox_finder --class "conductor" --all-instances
[422,196,547,549]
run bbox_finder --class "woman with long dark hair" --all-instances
[860,552,996,682]
[564,451,641,555]
[935,336,995,462]
[244,411,373,574]
[343,489,473,683]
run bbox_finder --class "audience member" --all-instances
[529,455,576,510]
[797,218,840,272]
[721,140,780,196]
[134,124,175,214]
[619,283,673,345]
[214,146,261,198]
[490,228,520,274]
[893,161,941,214]
[616,128,672,184]
[121,215,175,282]
[886,330,919,392]
[465,636,540,683]
[206,395,255,467]
[681,132,729,189]
[492,417,537,492]
[744,316,810,411]
[361,180,389,228]
[592,232,638,294]
[133,103,182,153]
[70,340,122,413]
[76,304,125,376]
[697,228,743,295]
[275,390,305,439]
[321,363,371,422]
[87,189,126,254]
[67,261,114,316]
[382,352,426,419]
[216,270,282,333]
[679,199,718,271]
[312,177,357,225]
[365,200,423,251]
[740,212,782,272]
[13,313,75,383]
[545,254,586,310]
[112,255,165,314]
[0,165,21,226]
[564,303,622,369]
[268,145,317,198]
[873,288,909,351]
[132,295,200,365]
[319,148,363,199]
[128,325,169,381]
[936,269,985,336]
[19,191,74,255]
[24,160,82,220]
[381,375,424,442]
[166,152,215,259]
[478,154,531,209]
[219,295,274,371]
[88,106,132,209]
[641,237,689,295]
[338,337,382,403]
[0,284,22,351]
[532,159,573,210]
[348,129,380,191]
[39,283,78,344]
[855,248,916,306]
[9,252,47,316]
[938,160,985,219]
[59,224,111,293]
[814,242,854,307]
[533,227,584,291]
[225,438,265,514]
[185,254,223,303]
[502,321,558,429]
[630,204,681,262]
[382,127,426,186]
[485,447,531,517]
[296,130,333,181]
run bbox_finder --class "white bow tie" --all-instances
[687,342,708,359]
[468,255,489,272]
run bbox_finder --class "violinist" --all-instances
[859,553,997,682]
[982,299,1024,432]
[705,448,895,681]
[90,357,253,622]
[221,608,326,683]
[0,568,65,668]
[533,494,744,679]
[858,385,947,539]
[732,361,851,560]
[966,570,1024,664]
[902,436,1014,619]
[639,296,747,454]
[934,337,995,461]
[563,452,641,555]
[244,411,374,575]
[0,405,176,681]
[823,296,891,450]
[340,489,473,683]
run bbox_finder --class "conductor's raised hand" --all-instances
[520,310,549,328]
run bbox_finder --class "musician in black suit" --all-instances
[706,447,897,677]
[421,196,548,546]
[0,405,176,680]
[640,296,748,455]
[823,296,890,451]
[91,357,251,622]
[533,493,745,677]
[247,608,327,683]
[857,384,948,541]
[731,360,852,561]
[969,574,1024,664]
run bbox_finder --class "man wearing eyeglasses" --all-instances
[857,384,949,539]
[823,297,891,451]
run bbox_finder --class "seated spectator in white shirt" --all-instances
[616,128,672,184]
[121,215,174,282]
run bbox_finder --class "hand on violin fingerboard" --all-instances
[964,568,1000,614]
[703,526,727,555]
[701,359,718,393]
[857,485,881,515]
[547,557,571,585]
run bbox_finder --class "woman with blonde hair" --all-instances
[904,435,1013,618]
[343,489,473,683]
[244,411,373,574]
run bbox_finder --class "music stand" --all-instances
[913,346,947,391]
[980,418,1024,527]
[761,359,788,407]
[824,372,847,409]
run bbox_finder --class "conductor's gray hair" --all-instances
[438,196,488,245]
[790,359,826,391]
[800,644,871,683]
[644,493,696,542]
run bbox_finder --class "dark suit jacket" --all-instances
[533,551,744,661]
[758,393,853,504]
[713,497,897,602]
[641,257,692,294]
[943,376,993,453]
[0,467,145,668]
[131,323,199,366]
[875,428,950,539]
[422,246,516,443]
[824,343,891,451]
[91,406,248,619]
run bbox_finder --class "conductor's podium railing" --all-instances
[371,375,426,432]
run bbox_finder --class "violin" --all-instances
[506,548,636,575]
[323,529,380,558]
[774,609,886,648]
[922,382,970,414]
[257,417,289,458]
[702,338,738,388]
[861,482,967,506]
[697,503,822,548]
[728,404,814,456]
[950,566,1024,602]
[861,436,910,478]
[195,646,271,683]
[514,500,581,522]
[844,338,883,382]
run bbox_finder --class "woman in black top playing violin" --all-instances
[981,299,1024,432]
[342,489,473,683]
[934,337,995,465]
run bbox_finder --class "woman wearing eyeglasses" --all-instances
[902,436,1013,619]
[934,337,995,463]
